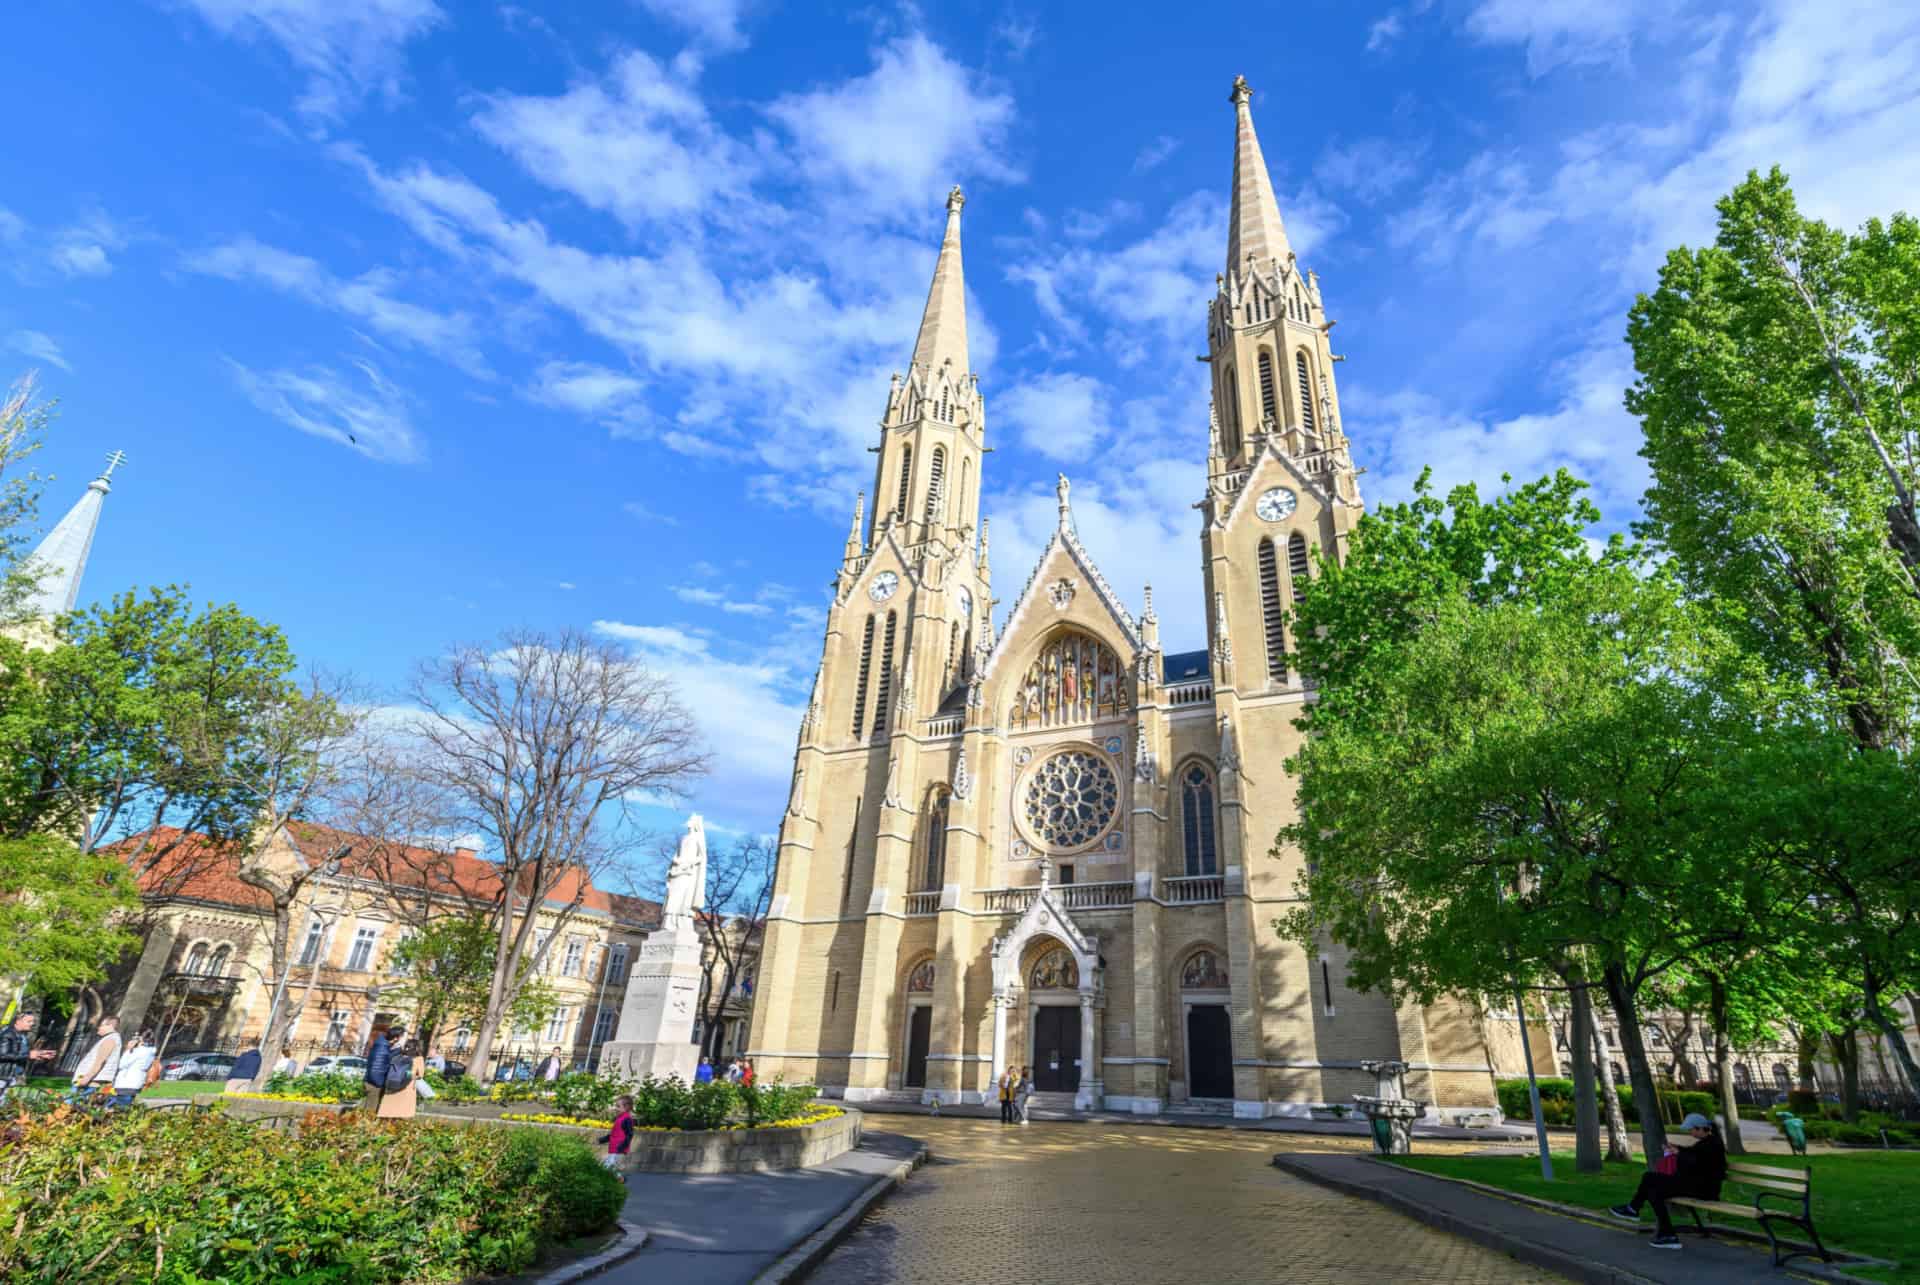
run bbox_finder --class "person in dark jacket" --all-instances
[224,1047,263,1094]
[362,1024,404,1113]
[0,1010,37,1092]
[1610,1113,1728,1249]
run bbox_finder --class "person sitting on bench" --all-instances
[1609,1113,1728,1250]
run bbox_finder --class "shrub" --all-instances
[741,1080,818,1127]
[491,1077,542,1104]
[253,1069,366,1103]
[1495,1079,1716,1127]
[0,1100,624,1282]
[1788,1088,1820,1114]
[552,1070,635,1120]
[423,1068,485,1104]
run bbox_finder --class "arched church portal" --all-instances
[1177,947,1234,1102]
[1025,940,1083,1093]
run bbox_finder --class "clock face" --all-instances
[1255,487,1298,522]
[868,571,899,603]
[957,587,973,620]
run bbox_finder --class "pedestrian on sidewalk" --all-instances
[696,1057,715,1084]
[69,1016,123,1104]
[602,1094,635,1175]
[998,1067,1016,1124]
[109,1030,158,1108]
[224,1046,263,1094]
[1017,1066,1034,1125]
[0,1009,36,1095]
[377,1040,425,1120]
[1609,1113,1727,1249]
[362,1023,403,1114]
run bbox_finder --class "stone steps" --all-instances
[1168,1097,1235,1117]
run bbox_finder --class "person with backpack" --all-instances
[378,1039,424,1120]
[362,1023,405,1113]
[601,1094,635,1175]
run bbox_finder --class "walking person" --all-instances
[695,1057,715,1084]
[1016,1066,1034,1126]
[69,1016,123,1105]
[739,1058,754,1088]
[998,1067,1016,1124]
[537,1046,565,1084]
[601,1094,635,1175]
[109,1031,158,1108]
[0,1009,36,1097]
[1609,1114,1729,1249]
[377,1040,425,1121]
[224,1045,263,1094]
[361,1023,403,1114]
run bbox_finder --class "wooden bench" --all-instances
[1670,1161,1832,1267]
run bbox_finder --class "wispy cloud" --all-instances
[226,357,424,463]
[50,211,129,277]
[177,0,444,121]
[1132,135,1179,174]
[5,330,71,372]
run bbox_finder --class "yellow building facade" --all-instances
[749,80,1531,1120]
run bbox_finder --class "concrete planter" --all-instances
[497,1108,864,1175]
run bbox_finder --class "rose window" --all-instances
[1022,750,1119,850]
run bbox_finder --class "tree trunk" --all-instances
[1863,984,1920,1097]
[1826,1026,1862,1122]
[1592,1021,1632,1161]
[1567,973,1604,1173]
[468,886,525,1085]
[1707,972,1746,1155]
[1794,1026,1820,1093]
[1602,959,1668,1161]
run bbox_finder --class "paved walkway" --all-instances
[599,1131,922,1285]
[810,1117,1563,1283]
[852,1097,1538,1144]
[1272,1152,1823,1284]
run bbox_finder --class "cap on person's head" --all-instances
[1681,1112,1714,1130]
[387,1024,406,1039]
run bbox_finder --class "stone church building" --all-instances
[748,79,1534,1119]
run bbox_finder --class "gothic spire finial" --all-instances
[909,187,970,377]
[844,491,866,562]
[1056,473,1072,530]
[1225,76,1292,280]
[1143,583,1156,622]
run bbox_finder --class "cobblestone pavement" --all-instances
[809,1117,1564,1284]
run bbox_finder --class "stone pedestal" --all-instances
[1355,1058,1424,1156]
[600,919,703,1083]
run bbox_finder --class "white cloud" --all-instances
[1317,136,1425,203]
[1132,135,1179,174]
[0,208,24,243]
[532,360,647,421]
[5,330,71,372]
[49,212,128,278]
[766,34,1020,214]
[636,0,750,49]
[185,237,486,373]
[226,357,424,462]
[472,51,753,229]
[994,16,1039,59]
[179,0,443,120]
[997,372,1117,461]
[1464,0,1680,75]
[556,581,577,590]
[673,584,774,615]
[623,500,681,525]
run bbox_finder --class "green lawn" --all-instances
[1391,1150,1920,1283]
[15,1075,230,1099]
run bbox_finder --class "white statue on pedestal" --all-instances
[663,814,708,930]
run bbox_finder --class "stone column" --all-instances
[991,988,1010,1085]
[1075,990,1097,1111]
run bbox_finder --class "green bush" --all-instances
[552,1070,635,1119]
[0,1100,624,1282]
[741,1080,818,1126]
[422,1068,485,1104]
[1495,1079,1717,1127]
[1787,1088,1820,1114]
[260,1069,366,1103]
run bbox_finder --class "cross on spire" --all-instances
[99,450,128,481]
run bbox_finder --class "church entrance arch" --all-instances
[987,868,1102,1109]
[1178,948,1233,1102]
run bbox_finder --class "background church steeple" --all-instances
[1226,75,1293,284]
[910,187,971,379]
[23,450,124,620]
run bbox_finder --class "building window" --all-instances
[545,1006,572,1045]
[830,970,841,1012]
[1058,862,1075,885]
[183,942,210,975]
[298,919,326,967]
[895,446,913,521]
[918,790,950,891]
[562,937,584,978]
[871,612,898,733]
[1288,532,1310,601]
[1181,763,1218,876]
[345,926,379,972]
[1319,957,1336,1016]
[453,1026,472,1054]
[1258,538,1287,682]
[1772,1063,1791,1092]
[1257,350,1277,422]
[1222,369,1241,457]
[323,1011,350,1050]
[592,1008,616,1044]
[207,945,232,978]
[1296,352,1317,433]
[924,446,946,525]
[607,943,629,984]
[533,930,551,973]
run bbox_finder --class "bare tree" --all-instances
[693,834,775,1060]
[410,629,705,1082]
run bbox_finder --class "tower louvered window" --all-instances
[851,616,876,738]
[1258,538,1287,681]
[938,387,950,422]
[895,447,913,521]
[924,446,946,525]
[1296,352,1317,433]
[1223,367,1241,457]
[1257,351,1277,422]
[1288,532,1310,602]
[871,611,897,733]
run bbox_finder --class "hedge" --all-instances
[1495,1078,1717,1127]
[0,1100,625,1282]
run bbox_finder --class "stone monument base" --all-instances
[599,1039,700,1084]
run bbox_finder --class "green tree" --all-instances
[380,912,559,1053]
[0,833,137,1003]
[0,374,53,625]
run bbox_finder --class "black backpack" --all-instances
[384,1057,412,1092]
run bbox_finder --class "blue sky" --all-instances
[5,0,1918,840]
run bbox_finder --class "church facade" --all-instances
[747,80,1532,1120]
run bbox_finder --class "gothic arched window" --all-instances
[895,446,913,521]
[1180,763,1218,876]
[1288,532,1310,602]
[1257,350,1277,423]
[1257,538,1286,682]
[924,446,946,526]
[207,945,233,978]
[851,616,876,738]
[918,790,950,891]
[183,942,209,975]
[1296,352,1317,433]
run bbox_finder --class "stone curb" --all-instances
[1271,1153,1659,1285]
[751,1141,930,1285]
[528,1219,650,1285]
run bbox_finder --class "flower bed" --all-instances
[0,1100,624,1282]
[500,1103,845,1132]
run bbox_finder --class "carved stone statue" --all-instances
[663,814,709,928]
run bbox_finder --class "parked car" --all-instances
[304,1055,368,1076]
[160,1052,238,1082]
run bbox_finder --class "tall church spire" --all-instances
[908,186,970,377]
[1225,76,1292,280]
[24,450,124,619]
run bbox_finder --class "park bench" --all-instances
[1670,1161,1832,1268]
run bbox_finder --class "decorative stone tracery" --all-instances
[1008,632,1130,730]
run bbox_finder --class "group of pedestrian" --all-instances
[360,1023,426,1119]
[56,1016,162,1107]
[693,1056,754,1086]
[997,1065,1034,1124]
